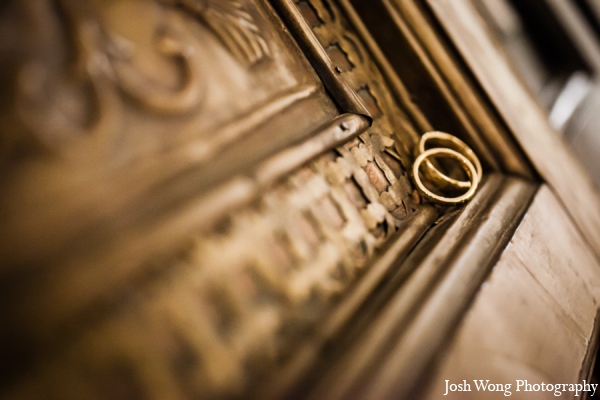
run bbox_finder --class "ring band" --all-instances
[417,131,482,190]
[412,147,479,204]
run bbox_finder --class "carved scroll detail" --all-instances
[10,0,271,156]
[15,0,123,154]
[108,15,205,115]
[170,0,271,66]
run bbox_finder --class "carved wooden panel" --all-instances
[2,1,598,400]
[274,0,422,153]
[0,0,433,398]
[0,0,339,267]
[285,175,537,400]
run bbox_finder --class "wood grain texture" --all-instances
[427,0,600,255]
[421,185,600,400]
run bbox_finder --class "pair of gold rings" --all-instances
[411,131,482,205]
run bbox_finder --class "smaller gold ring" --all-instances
[417,131,482,190]
[412,148,479,204]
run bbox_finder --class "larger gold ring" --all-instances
[412,148,479,204]
[417,131,482,190]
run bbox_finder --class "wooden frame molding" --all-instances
[256,174,537,399]
[426,0,600,254]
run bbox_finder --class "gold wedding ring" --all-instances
[412,132,481,205]
[417,131,482,190]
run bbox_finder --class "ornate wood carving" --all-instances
[2,0,334,160]
[0,0,338,267]
[0,0,433,399]
[169,0,272,66]
[3,0,595,399]
[275,0,421,155]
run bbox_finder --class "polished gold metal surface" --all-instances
[412,148,479,204]
[417,131,483,190]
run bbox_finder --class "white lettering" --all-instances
[516,380,525,391]
[448,379,595,397]
[472,380,511,396]
[444,380,471,395]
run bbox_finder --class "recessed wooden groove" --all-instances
[391,0,535,179]
[335,0,433,134]
[426,0,600,255]
[271,0,371,118]
[348,0,500,173]
[299,174,537,400]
